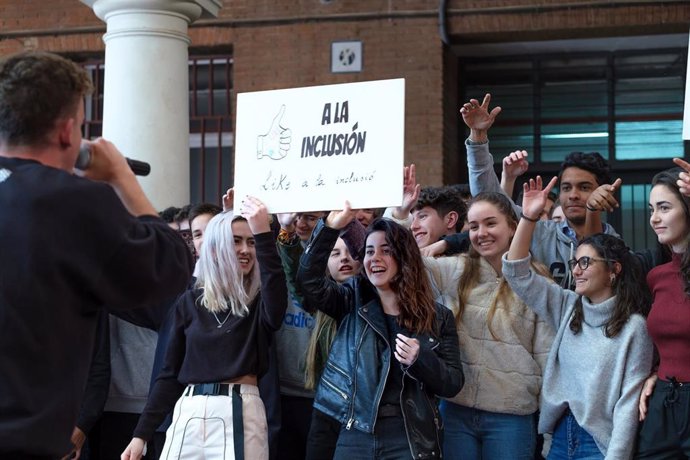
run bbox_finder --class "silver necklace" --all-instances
[212,310,231,328]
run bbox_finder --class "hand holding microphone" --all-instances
[75,138,158,216]
[75,139,151,179]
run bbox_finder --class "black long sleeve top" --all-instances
[0,157,193,456]
[133,232,287,441]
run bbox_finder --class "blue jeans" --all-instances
[334,416,413,459]
[440,400,536,460]
[548,410,603,460]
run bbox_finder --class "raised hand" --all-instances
[326,201,356,230]
[673,158,690,197]
[521,176,558,221]
[460,93,502,142]
[393,164,421,220]
[276,212,298,232]
[240,195,271,234]
[586,178,622,213]
[502,150,529,180]
[222,187,234,212]
[501,150,529,197]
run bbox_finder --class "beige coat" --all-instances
[425,254,554,415]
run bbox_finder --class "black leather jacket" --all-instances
[296,222,464,459]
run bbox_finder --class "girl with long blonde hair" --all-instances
[122,197,287,460]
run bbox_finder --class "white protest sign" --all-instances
[233,78,405,213]
[684,31,690,140]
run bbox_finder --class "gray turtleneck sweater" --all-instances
[502,254,653,460]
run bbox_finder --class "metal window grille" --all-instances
[80,54,234,207]
[189,56,234,205]
[83,60,104,140]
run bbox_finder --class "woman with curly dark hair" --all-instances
[296,208,463,459]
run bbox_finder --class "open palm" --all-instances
[460,94,502,131]
[521,176,558,220]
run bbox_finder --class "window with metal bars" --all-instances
[80,54,234,206]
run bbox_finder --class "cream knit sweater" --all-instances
[425,254,554,415]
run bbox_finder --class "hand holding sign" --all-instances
[234,78,405,213]
[257,105,292,160]
[326,201,356,230]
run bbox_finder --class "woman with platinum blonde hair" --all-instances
[123,196,287,460]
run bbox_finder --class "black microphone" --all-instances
[75,143,151,176]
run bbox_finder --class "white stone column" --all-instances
[81,0,221,209]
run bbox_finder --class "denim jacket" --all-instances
[296,221,464,459]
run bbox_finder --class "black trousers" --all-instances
[306,408,341,460]
[636,378,690,459]
[87,412,153,460]
[278,395,313,460]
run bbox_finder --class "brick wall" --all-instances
[0,0,688,186]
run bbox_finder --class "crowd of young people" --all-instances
[115,95,690,460]
[3,49,685,459]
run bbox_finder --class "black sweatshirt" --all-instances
[0,157,194,456]
[133,232,287,441]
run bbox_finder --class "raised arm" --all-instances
[500,150,529,198]
[384,164,421,224]
[296,203,358,322]
[461,93,502,144]
[503,176,577,328]
[241,196,288,331]
[507,176,558,262]
[275,212,304,302]
[461,94,524,218]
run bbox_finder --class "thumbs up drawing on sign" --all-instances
[257,105,292,160]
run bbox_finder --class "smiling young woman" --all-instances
[296,211,463,460]
[636,167,690,458]
[423,192,555,460]
[121,199,288,460]
[504,177,653,460]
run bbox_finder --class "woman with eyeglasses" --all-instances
[635,165,690,458]
[503,176,653,460]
